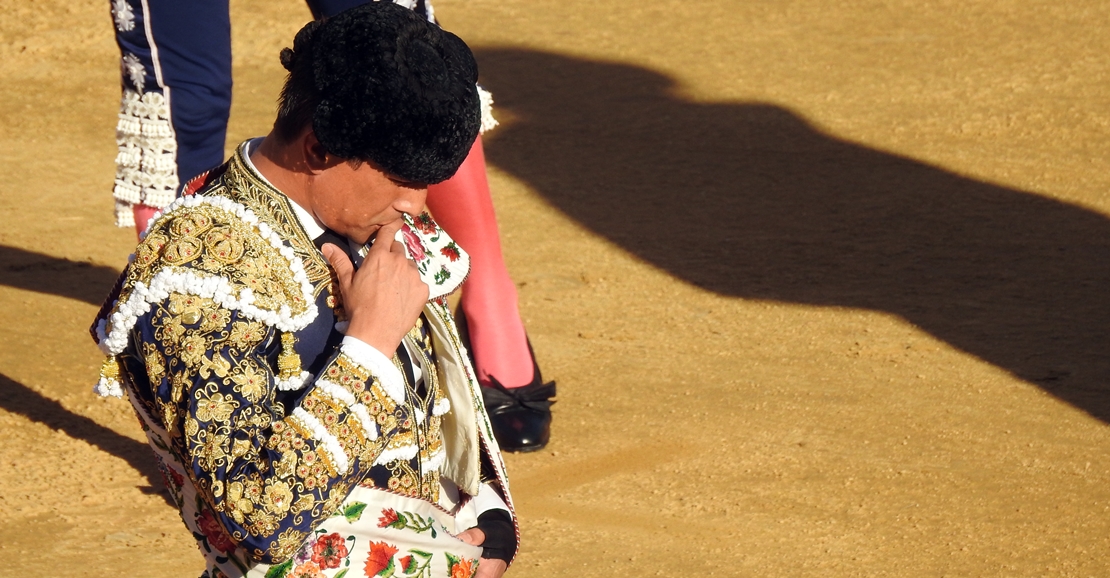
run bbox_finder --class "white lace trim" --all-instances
[94,376,124,398]
[477,86,498,134]
[113,89,179,227]
[432,396,451,417]
[339,339,406,405]
[96,196,318,358]
[349,403,378,441]
[291,407,349,475]
[422,445,446,474]
[316,379,380,442]
[276,371,312,392]
[374,443,419,466]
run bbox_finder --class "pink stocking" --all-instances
[133,204,160,240]
[427,137,534,388]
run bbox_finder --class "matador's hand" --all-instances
[322,219,428,354]
[457,527,509,578]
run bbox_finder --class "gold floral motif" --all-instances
[247,509,279,538]
[293,495,315,515]
[204,226,246,264]
[180,334,209,367]
[135,231,168,268]
[195,389,237,422]
[184,416,200,437]
[228,321,267,350]
[225,481,255,524]
[199,307,231,333]
[169,211,214,238]
[271,527,310,562]
[264,480,294,515]
[160,403,177,431]
[142,342,165,382]
[232,438,252,459]
[160,314,188,343]
[274,450,297,479]
[170,373,188,404]
[195,431,230,471]
[230,362,267,402]
[199,352,232,379]
[162,236,204,266]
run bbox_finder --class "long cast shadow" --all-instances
[476,48,1110,422]
[0,372,170,503]
[0,248,167,499]
[0,245,121,306]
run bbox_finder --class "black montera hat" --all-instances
[281,2,480,184]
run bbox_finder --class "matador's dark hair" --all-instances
[274,2,480,184]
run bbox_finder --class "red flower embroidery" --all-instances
[158,460,184,492]
[440,242,461,262]
[195,509,236,553]
[310,532,348,569]
[364,541,399,577]
[449,557,478,578]
[399,555,415,572]
[413,212,438,235]
[377,508,400,528]
[400,225,427,261]
[290,561,326,578]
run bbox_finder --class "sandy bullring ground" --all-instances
[2,0,1110,575]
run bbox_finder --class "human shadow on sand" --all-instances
[475,48,1110,422]
[0,245,120,306]
[0,247,168,501]
[0,372,171,504]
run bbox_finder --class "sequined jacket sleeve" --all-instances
[127,296,411,563]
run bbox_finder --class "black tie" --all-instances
[313,228,348,254]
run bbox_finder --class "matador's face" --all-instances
[306,152,428,246]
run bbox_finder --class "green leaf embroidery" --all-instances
[264,559,292,578]
[380,558,397,578]
[383,511,437,535]
[334,570,349,578]
[343,501,368,523]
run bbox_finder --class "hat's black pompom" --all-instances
[280,19,324,72]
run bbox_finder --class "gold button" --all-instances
[182,310,202,325]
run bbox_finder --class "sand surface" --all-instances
[2,0,1110,575]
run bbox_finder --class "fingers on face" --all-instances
[371,220,404,254]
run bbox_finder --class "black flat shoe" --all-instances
[455,308,556,452]
[481,370,555,453]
